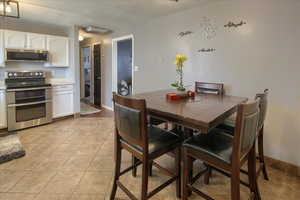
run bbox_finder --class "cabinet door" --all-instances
[0,90,7,129]
[52,89,74,118]
[4,30,26,49]
[46,36,69,67]
[0,30,5,67]
[27,33,46,50]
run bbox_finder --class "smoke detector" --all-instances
[84,25,112,34]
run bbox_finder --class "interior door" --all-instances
[93,44,101,106]
[117,39,132,96]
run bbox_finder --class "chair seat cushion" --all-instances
[183,129,233,164]
[121,126,181,155]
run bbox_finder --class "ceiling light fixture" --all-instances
[0,0,20,18]
[79,35,84,41]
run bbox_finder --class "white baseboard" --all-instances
[102,104,113,111]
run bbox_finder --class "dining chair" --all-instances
[182,100,261,200]
[110,92,182,200]
[195,81,224,95]
[216,89,269,181]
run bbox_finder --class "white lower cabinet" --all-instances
[0,90,7,129]
[52,85,74,118]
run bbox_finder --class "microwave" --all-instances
[5,49,49,62]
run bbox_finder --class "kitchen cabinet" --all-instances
[0,30,4,67]
[45,36,69,67]
[26,33,46,50]
[0,90,7,129]
[52,84,74,118]
[4,30,27,49]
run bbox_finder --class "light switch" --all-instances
[134,66,139,72]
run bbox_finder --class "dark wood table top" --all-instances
[132,90,248,133]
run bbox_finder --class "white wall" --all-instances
[132,0,300,166]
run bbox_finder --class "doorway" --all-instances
[80,46,92,103]
[112,35,134,96]
[80,42,102,115]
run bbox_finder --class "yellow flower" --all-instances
[174,54,187,67]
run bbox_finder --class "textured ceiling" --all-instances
[16,0,214,31]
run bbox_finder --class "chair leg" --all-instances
[149,161,153,176]
[248,145,261,200]
[175,147,181,198]
[230,165,240,200]
[182,148,192,200]
[204,165,212,185]
[248,144,261,200]
[109,142,122,200]
[258,128,269,181]
[141,159,149,200]
[132,155,138,177]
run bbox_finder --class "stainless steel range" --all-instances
[5,71,53,131]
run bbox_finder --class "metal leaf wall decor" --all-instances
[199,17,217,40]
[224,21,246,28]
[198,48,216,53]
[178,31,193,38]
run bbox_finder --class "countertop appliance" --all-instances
[5,49,49,62]
[5,71,52,131]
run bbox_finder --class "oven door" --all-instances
[6,87,53,131]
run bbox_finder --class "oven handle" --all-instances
[7,100,52,107]
[7,87,52,92]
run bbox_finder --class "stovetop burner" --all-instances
[5,71,51,90]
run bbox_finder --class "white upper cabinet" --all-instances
[27,33,46,50]
[45,35,69,67]
[4,30,27,49]
[0,30,5,67]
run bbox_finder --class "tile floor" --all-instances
[0,113,299,200]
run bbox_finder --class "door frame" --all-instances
[80,45,92,101]
[112,34,134,95]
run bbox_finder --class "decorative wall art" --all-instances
[199,16,217,40]
[178,31,193,38]
[198,48,216,52]
[224,21,246,28]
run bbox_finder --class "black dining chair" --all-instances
[195,81,224,95]
[214,89,270,182]
[182,100,261,200]
[110,92,182,200]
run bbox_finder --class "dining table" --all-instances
[132,89,248,134]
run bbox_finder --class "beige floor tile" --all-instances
[41,171,84,194]
[0,170,27,192]
[33,154,70,171]
[4,155,45,171]
[0,193,36,200]
[74,172,112,194]
[61,155,94,171]
[9,170,57,193]
[34,194,72,200]
[70,194,105,200]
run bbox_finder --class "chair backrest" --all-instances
[113,92,148,152]
[195,82,224,95]
[232,100,260,162]
[255,89,269,131]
